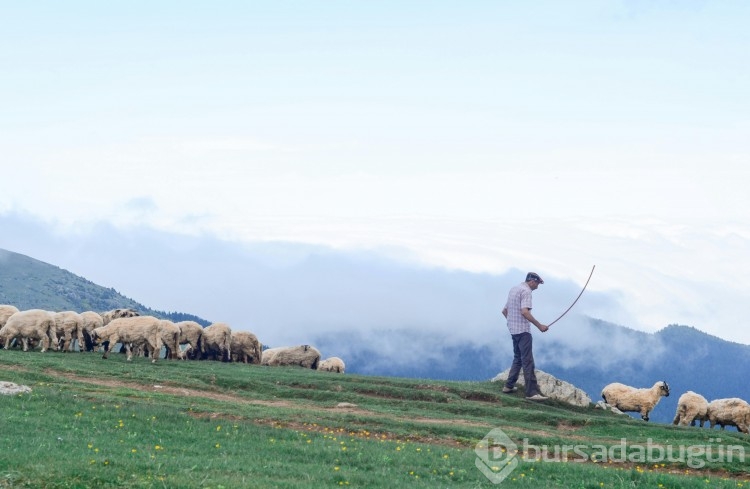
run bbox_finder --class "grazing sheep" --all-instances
[0,309,57,352]
[78,311,104,352]
[0,305,20,348]
[262,345,321,369]
[706,398,750,433]
[230,331,262,364]
[100,308,140,325]
[200,322,232,362]
[601,381,670,422]
[0,305,19,328]
[318,356,346,373]
[158,320,184,360]
[52,311,82,352]
[175,320,203,360]
[673,391,710,427]
[91,316,162,362]
[132,319,183,360]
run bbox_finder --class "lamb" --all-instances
[318,356,346,373]
[0,309,57,352]
[175,320,203,360]
[262,345,321,369]
[52,311,82,352]
[78,311,104,352]
[90,315,162,362]
[601,380,670,422]
[200,322,232,362]
[230,331,262,364]
[673,391,710,427]
[706,398,750,433]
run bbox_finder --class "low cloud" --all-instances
[0,212,662,376]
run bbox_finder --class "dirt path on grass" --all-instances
[5,366,750,479]
[41,370,492,434]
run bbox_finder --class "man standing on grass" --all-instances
[501,272,548,401]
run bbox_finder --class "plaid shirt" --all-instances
[504,282,533,334]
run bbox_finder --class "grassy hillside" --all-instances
[1,351,748,488]
[0,248,208,325]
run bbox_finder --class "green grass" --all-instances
[0,350,748,488]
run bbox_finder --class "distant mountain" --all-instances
[0,248,209,325]
[3,246,748,427]
[315,319,750,426]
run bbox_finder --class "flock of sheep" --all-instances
[0,305,345,373]
[600,380,750,434]
[4,305,746,433]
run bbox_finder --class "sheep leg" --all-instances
[147,340,158,363]
[102,336,118,359]
[640,407,649,422]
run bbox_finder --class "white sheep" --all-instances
[672,391,709,427]
[0,305,20,329]
[0,309,57,352]
[175,320,203,359]
[78,311,104,352]
[230,331,262,364]
[706,398,750,434]
[262,345,321,369]
[91,315,162,362]
[100,308,140,325]
[134,319,185,360]
[200,322,232,362]
[0,305,21,348]
[601,380,670,422]
[318,356,346,373]
[52,311,82,352]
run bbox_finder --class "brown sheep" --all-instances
[200,322,232,362]
[230,331,262,364]
[262,345,321,369]
[0,309,57,352]
[175,320,203,360]
[91,316,162,362]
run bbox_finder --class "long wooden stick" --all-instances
[548,265,596,327]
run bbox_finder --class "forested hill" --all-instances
[0,248,208,325]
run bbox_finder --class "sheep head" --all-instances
[657,381,670,397]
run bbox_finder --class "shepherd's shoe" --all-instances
[525,394,548,401]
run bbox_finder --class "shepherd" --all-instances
[501,271,549,401]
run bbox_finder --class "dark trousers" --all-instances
[505,332,540,396]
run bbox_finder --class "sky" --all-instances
[2,2,750,349]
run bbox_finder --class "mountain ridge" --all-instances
[0,248,209,325]
[2,246,748,426]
